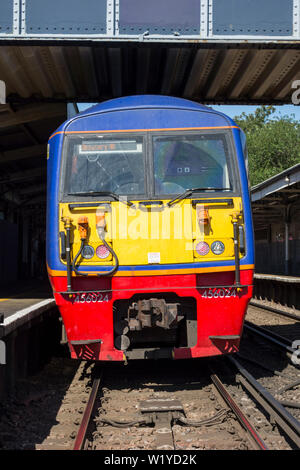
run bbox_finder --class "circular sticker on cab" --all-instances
[211,241,225,255]
[81,245,95,259]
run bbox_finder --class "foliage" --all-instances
[233,106,300,186]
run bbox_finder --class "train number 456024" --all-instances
[74,292,110,303]
[201,288,237,298]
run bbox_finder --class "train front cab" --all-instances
[46,97,254,361]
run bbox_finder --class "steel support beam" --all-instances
[0,167,46,184]
[0,144,45,164]
[0,103,66,129]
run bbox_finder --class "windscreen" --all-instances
[153,133,234,195]
[61,131,236,199]
[62,134,146,196]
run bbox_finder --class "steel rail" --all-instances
[211,373,268,450]
[228,356,300,448]
[73,375,102,450]
[244,320,295,355]
[249,300,300,322]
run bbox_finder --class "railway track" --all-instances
[245,302,300,357]
[36,357,300,451]
[72,367,269,451]
[235,302,300,437]
[73,375,102,450]
[3,300,300,451]
[250,300,300,323]
[244,320,296,357]
[0,352,297,451]
[70,308,300,452]
[71,359,300,450]
[228,356,300,448]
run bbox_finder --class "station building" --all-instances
[252,164,300,276]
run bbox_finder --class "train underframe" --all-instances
[49,269,253,361]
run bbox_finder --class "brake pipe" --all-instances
[231,211,241,288]
[72,216,89,277]
[96,211,119,277]
[62,216,73,292]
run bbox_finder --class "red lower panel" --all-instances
[49,270,253,361]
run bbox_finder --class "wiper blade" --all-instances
[167,187,231,207]
[67,191,134,207]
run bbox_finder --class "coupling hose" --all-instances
[72,232,119,277]
[72,239,88,276]
[97,230,119,277]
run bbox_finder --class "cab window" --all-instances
[153,133,234,195]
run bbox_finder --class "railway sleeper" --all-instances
[96,398,230,450]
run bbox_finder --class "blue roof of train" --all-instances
[52,95,238,135]
[78,95,211,116]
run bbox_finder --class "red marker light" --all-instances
[196,241,210,256]
[96,244,110,259]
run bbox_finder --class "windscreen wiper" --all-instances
[167,187,232,207]
[67,191,134,207]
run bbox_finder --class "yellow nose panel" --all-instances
[59,197,243,266]
[113,200,193,265]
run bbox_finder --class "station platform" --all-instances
[0,280,61,400]
[253,273,300,314]
[254,273,300,284]
[0,280,55,338]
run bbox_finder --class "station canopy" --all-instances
[0,0,300,211]
[251,164,300,229]
[0,0,299,105]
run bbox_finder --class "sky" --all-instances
[212,104,300,121]
[77,102,300,122]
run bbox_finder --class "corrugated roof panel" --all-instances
[0,45,298,104]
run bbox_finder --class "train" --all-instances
[46,95,254,361]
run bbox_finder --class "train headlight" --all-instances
[211,241,225,255]
[195,241,210,256]
[96,244,110,259]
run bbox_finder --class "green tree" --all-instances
[234,106,300,186]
